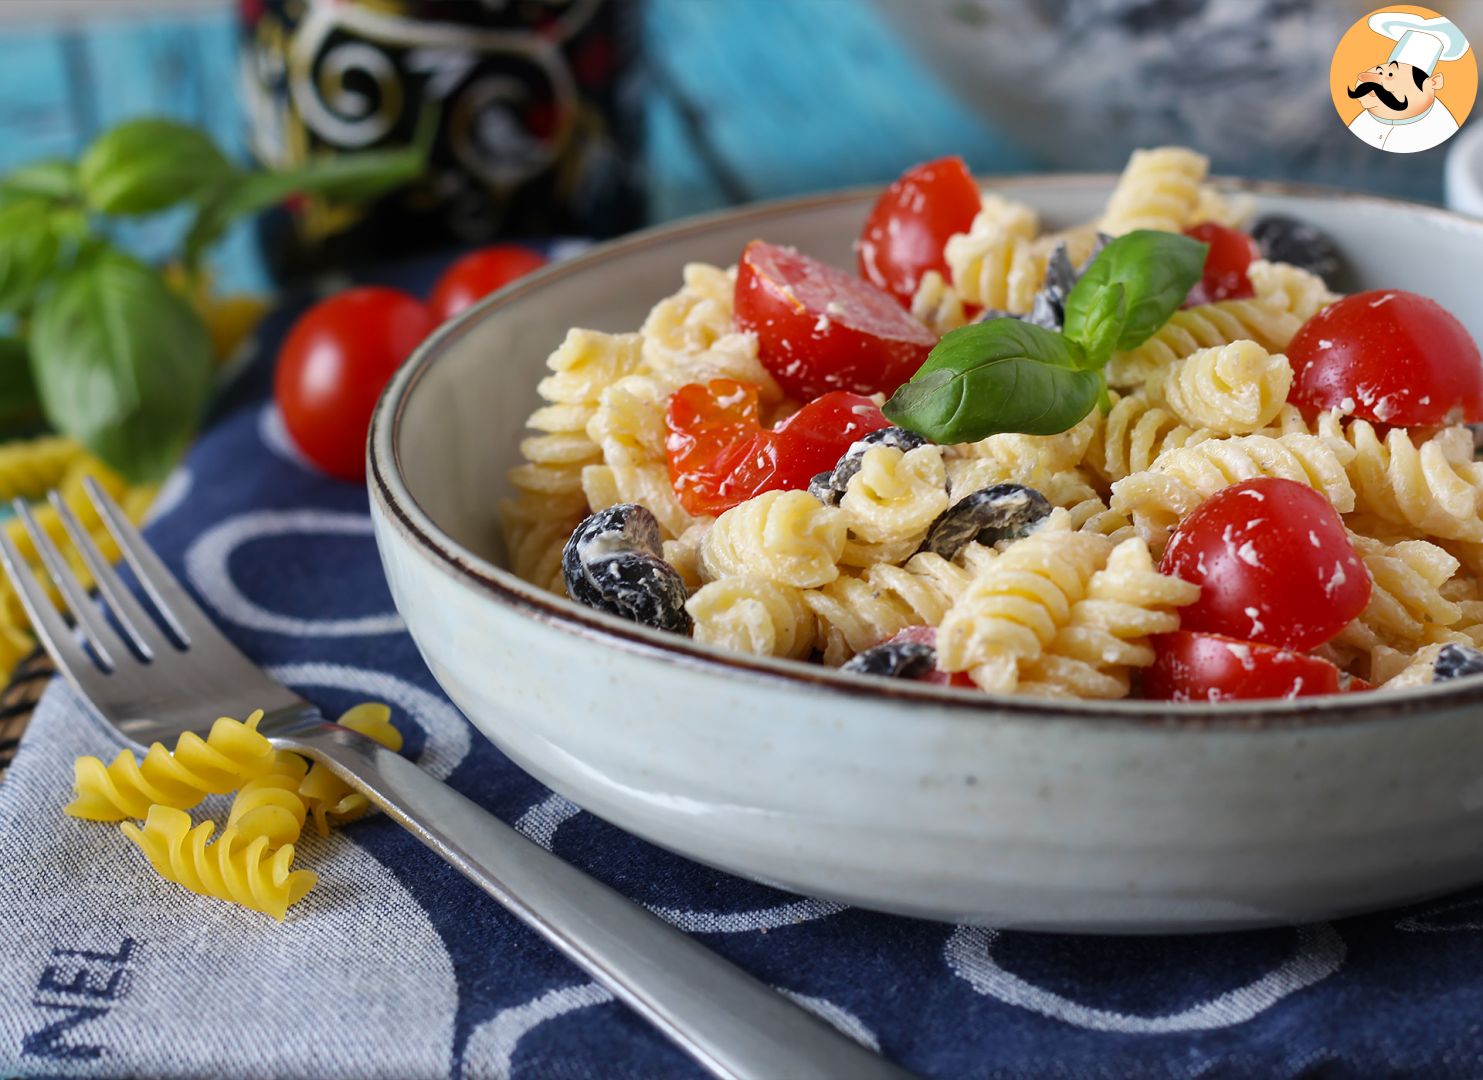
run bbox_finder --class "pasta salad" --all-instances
[502,147,1483,702]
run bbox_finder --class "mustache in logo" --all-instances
[1348,78,1410,111]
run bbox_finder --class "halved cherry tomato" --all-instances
[665,380,889,516]
[428,244,547,323]
[665,379,764,515]
[275,286,434,481]
[1144,631,1344,702]
[857,156,982,307]
[1159,478,1369,651]
[1287,290,1483,426]
[1182,222,1258,306]
[884,626,975,687]
[735,240,937,399]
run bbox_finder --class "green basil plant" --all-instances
[0,117,426,483]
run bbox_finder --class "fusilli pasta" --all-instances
[1106,299,1302,389]
[936,532,1114,691]
[1110,432,1357,551]
[839,445,948,564]
[700,489,846,588]
[1159,339,1293,435]
[1018,538,1200,698]
[122,804,317,921]
[943,195,1047,313]
[1098,147,1208,236]
[687,577,817,659]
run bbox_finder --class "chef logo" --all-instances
[1331,6,1476,154]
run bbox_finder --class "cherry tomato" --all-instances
[1144,631,1344,702]
[884,626,976,687]
[1159,478,1369,651]
[857,156,982,307]
[665,380,764,515]
[1286,290,1483,426]
[735,240,937,399]
[427,244,547,323]
[1182,222,1258,306]
[274,287,434,481]
[665,380,889,516]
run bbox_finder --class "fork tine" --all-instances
[48,490,168,661]
[12,499,130,670]
[81,476,202,646]
[0,527,101,685]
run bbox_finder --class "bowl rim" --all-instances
[367,172,1483,730]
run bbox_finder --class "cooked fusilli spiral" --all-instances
[1018,538,1200,698]
[936,532,1114,691]
[503,329,643,587]
[1097,147,1208,236]
[686,577,817,659]
[1247,260,1339,324]
[1336,418,1483,542]
[1332,534,1463,656]
[839,445,949,562]
[1192,185,1253,228]
[640,263,782,403]
[122,805,317,921]
[806,553,974,664]
[1159,339,1293,435]
[910,269,968,335]
[1109,432,1357,551]
[944,195,1047,313]
[699,489,845,588]
[1106,299,1302,389]
[1085,389,1212,485]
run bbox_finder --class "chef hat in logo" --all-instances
[1368,11,1470,75]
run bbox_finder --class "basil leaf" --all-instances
[0,198,62,314]
[1063,230,1208,353]
[184,134,428,265]
[32,250,213,482]
[1074,280,1126,370]
[79,118,234,216]
[883,319,1102,443]
[0,337,43,436]
[1,159,79,201]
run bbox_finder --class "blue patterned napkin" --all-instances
[1,256,1482,1080]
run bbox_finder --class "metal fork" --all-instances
[1,478,910,1080]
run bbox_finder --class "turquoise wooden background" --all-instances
[0,2,1034,292]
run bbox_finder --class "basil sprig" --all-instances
[885,229,1208,443]
[0,114,428,481]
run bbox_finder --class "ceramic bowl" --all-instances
[368,176,1483,934]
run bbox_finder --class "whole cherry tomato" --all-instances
[665,380,889,516]
[1182,222,1259,306]
[1159,478,1370,651]
[1144,631,1344,702]
[427,244,547,323]
[1287,290,1483,426]
[857,156,982,307]
[275,287,434,481]
[735,240,937,399]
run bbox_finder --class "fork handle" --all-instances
[281,725,912,1080]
